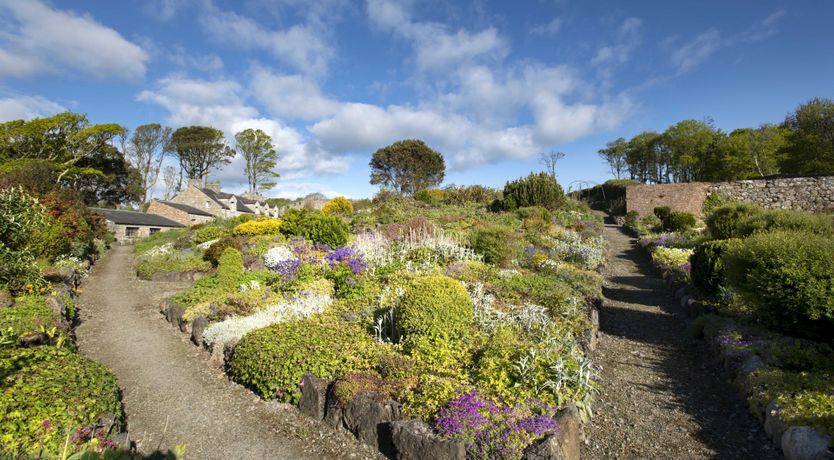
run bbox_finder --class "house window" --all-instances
[205,201,210,208]
[149,228,161,235]
[125,227,139,237]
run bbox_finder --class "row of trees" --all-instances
[598,97,834,183]
[0,113,281,206]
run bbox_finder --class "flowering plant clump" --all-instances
[263,246,294,269]
[325,246,368,275]
[548,230,605,270]
[435,392,560,460]
[651,246,693,274]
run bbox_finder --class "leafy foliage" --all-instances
[722,230,834,338]
[203,237,242,266]
[665,211,697,232]
[0,296,60,339]
[690,239,739,296]
[395,275,474,344]
[502,172,565,211]
[735,209,834,238]
[193,225,227,244]
[228,318,376,403]
[168,126,234,184]
[470,225,517,267]
[705,203,762,239]
[321,196,353,215]
[235,128,279,193]
[369,139,446,194]
[217,248,244,287]
[0,346,121,457]
[279,209,349,247]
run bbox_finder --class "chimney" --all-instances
[205,180,221,193]
[188,178,203,189]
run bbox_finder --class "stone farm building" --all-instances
[92,208,185,243]
[147,179,280,226]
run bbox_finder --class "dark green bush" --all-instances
[736,209,834,238]
[502,172,565,211]
[665,211,697,232]
[280,209,349,247]
[471,225,516,267]
[228,319,376,403]
[395,275,473,344]
[705,203,762,239]
[442,184,499,206]
[413,189,445,206]
[193,225,227,244]
[0,346,121,457]
[571,179,640,215]
[653,206,672,223]
[0,296,60,339]
[690,239,740,295]
[203,236,243,266]
[723,230,834,339]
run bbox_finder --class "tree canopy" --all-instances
[235,128,279,194]
[168,126,234,186]
[124,123,172,204]
[369,139,445,195]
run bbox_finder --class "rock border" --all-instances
[637,234,833,460]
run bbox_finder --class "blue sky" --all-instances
[1,0,832,199]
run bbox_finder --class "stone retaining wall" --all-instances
[625,175,834,217]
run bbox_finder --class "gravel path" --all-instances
[582,217,779,459]
[76,245,382,460]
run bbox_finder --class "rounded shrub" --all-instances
[0,296,60,338]
[279,209,349,247]
[722,230,834,339]
[690,238,740,296]
[413,189,446,206]
[0,346,121,457]
[502,172,565,211]
[665,211,697,232]
[705,203,762,239]
[232,218,282,236]
[735,209,834,238]
[193,225,227,244]
[228,319,376,403]
[321,196,353,215]
[394,275,473,343]
[203,236,243,266]
[471,225,516,267]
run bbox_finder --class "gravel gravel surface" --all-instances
[581,217,780,460]
[76,245,383,460]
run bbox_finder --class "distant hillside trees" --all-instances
[369,139,445,194]
[598,97,834,183]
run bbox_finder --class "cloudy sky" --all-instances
[1,0,832,199]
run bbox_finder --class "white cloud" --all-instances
[0,0,149,80]
[670,29,722,74]
[591,17,642,67]
[0,95,66,121]
[531,17,562,36]
[199,1,334,76]
[366,0,508,72]
[250,68,340,120]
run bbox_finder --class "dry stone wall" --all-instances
[625,175,834,217]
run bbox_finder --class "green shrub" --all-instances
[0,296,60,338]
[442,185,498,206]
[723,230,834,338]
[705,203,762,239]
[624,211,640,229]
[280,209,349,247]
[516,206,552,223]
[413,189,445,206]
[736,209,834,238]
[217,248,244,287]
[0,187,48,291]
[653,206,672,223]
[0,346,121,457]
[470,225,516,267]
[665,211,697,232]
[570,179,640,215]
[690,239,740,296]
[203,236,243,266]
[193,225,227,244]
[702,192,734,215]
[502,172,565,211]
[228,319,376,403]
[394,275,473,343]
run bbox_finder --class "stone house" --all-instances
[92,208,185,244]
[146,200,216,227]
[149,179,280,225]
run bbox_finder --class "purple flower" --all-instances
[325,245,368,275]
[275,259,301,279]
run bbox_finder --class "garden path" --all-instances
[582,215,779,459]
[76,245,381,460]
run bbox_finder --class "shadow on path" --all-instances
[582,216,779,459]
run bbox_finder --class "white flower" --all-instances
[196,239,219,250]
[263,246,294,269]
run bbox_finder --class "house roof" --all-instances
[90,208,185,227]
[156,200,214,217]
[198,187,265,214]
[198,188,230,210]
